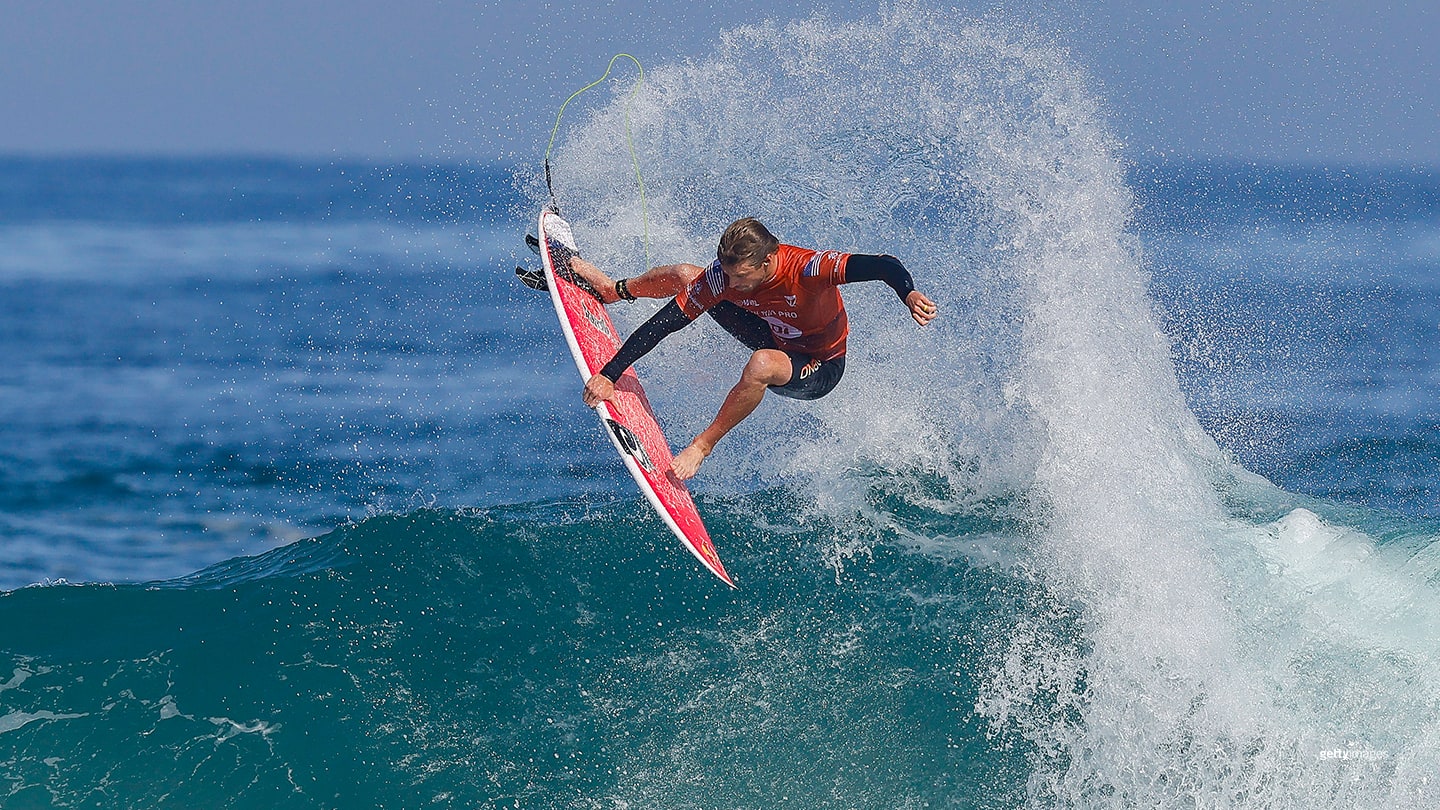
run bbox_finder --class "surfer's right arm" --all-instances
[582,300,695,406]
[570,258,704,305]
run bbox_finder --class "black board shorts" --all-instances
[770,353,845,400]
[706,301,846,401]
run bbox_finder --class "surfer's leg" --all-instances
[673,348,791,480]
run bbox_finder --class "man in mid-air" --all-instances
[568,217,938,479]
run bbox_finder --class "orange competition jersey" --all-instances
[675,245,853,361]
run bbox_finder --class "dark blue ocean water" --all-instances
[4,10,1440,808]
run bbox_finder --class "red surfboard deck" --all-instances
[537,208,734,587]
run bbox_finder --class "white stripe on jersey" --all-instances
[705,260,726,295]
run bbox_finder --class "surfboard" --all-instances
[535,207,734,588]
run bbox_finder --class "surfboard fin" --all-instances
[517,261,607,306]
[515,266,548,292]
[523,229,607,304]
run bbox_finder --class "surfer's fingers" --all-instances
[582,374,613,407]
[909,293,938,325]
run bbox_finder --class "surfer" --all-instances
[570,217,937,480]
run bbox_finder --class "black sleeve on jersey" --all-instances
[598,299,694,381]
[844,254,915,301]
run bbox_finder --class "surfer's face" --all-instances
[725,253,775,293]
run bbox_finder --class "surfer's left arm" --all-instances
[844,254,938,326]
[582,300,695,406]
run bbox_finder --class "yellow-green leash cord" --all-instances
[543,53,651,272]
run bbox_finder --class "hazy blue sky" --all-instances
[2,0,1435,166]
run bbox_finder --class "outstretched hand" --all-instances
[583,373,615,408]
[906,291,939,326]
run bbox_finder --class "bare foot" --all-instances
[672,443,709,480]
[569,256,620,304]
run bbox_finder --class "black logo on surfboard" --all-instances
[580,302,616,341]
[605,418,655,472]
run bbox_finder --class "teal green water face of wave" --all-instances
[0,500,1044,808]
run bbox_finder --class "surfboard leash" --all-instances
[543,53,652,272]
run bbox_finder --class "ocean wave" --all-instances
[0,497,1040,808]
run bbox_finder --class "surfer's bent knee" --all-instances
[742,349,793,387]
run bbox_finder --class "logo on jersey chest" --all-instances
[743,293,800,318]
